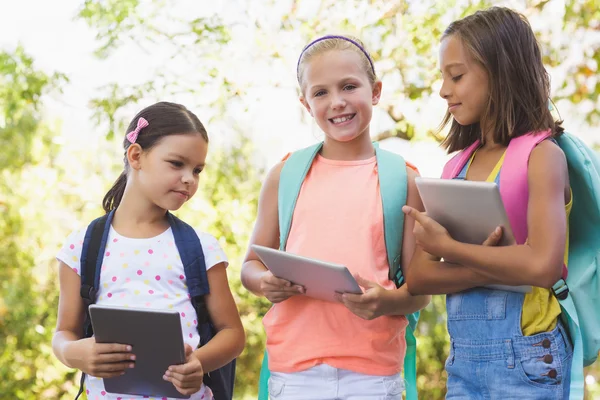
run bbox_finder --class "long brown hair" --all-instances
[102,102,208,213]
[440,7,563,153]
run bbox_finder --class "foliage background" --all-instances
[1,0,598,398]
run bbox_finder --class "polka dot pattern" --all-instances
[55,225,225,400]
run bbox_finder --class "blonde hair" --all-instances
[297,35,377,92]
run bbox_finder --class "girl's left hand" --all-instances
[402,205,453,258]
[335,275,389,320]
[164,344,204,396]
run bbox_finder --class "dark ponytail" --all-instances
[101,101,208,214]
[102,171,127,213]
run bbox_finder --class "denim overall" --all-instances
[444,162,573,400]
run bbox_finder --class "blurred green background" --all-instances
[1,0,598,398]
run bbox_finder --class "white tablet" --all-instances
[251,244,363,302]
[89,304,189,399]
[415,177,516,246]
[415,177,531,294]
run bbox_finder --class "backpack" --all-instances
[257,142,421,400]
[441,130,600,399]
[75,210,236,400]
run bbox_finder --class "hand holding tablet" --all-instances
[412,177,531,294]
[414,177,516,246]
[252,244,363,302]
[258,268,306,304]
[89,305,190,398]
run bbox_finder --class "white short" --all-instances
[268,363,405,400]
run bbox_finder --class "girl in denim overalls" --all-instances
[402,7,573,400]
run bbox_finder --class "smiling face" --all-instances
[439,34,490,127]
[299,49,381,144]
[130,133,208,211]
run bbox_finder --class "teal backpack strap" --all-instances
[258,142,323,400]
[278,143,324,250]
[554,132,600,399]
[555,285,585,399]
[257,355,269,400]
[374,144,407,286]
[374,144,419,400]
[404,329,418,400]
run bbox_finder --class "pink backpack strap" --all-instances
[500,130,552,244]
[441,140,481,179]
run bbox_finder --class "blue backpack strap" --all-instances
[76,210,114,400]
[168,212,209,298]
[374,144,419,400]
[80,210,115,312]
[167,212,236,400]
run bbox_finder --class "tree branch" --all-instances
[372,128,410,142]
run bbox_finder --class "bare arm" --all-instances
[240,162,304,302]
[52,262,134,377]
[404,247,499,295]
[52,262,85,368]
[441,141,568,288]
[191,263,245,372]
[52,262,86,367]
[404,141,569,293]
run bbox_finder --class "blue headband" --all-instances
[296,35,376,78]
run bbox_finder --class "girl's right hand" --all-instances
[69,337,136,378]
[259,270,304,303]
[443,226,504,265]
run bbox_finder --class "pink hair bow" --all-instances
[126,117,149,143]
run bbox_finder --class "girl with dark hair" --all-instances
[403,7,573,399]
[53,102,245,399]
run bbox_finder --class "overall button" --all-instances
[542,338,551,348]
[548,369,558,379]
[543,354,553,364]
